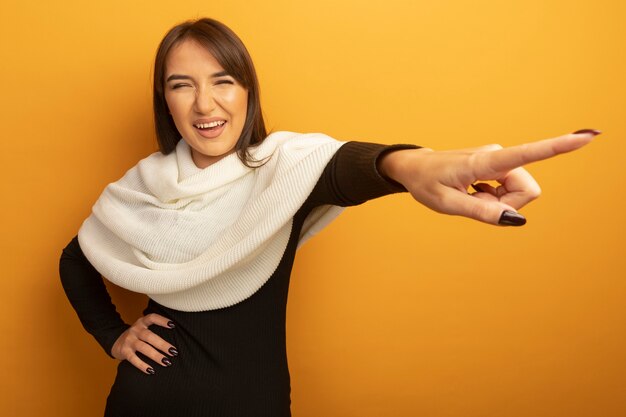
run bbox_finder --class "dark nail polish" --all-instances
[162,357,172,366]
[572,129,602,136]
[169,347,178,356]
[147,367,155,375]
[498,210,526,226]
[167,321,175,328]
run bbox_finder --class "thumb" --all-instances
[440,188,527,226]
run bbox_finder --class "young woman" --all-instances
[59,17,600,417]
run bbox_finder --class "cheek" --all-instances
[235,91,249,122]
[165,94,191,122]
[217,89,248,117]
[164,94,177,115]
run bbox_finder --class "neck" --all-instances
[190,147,235,168]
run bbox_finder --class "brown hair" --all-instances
[153,18,267,167]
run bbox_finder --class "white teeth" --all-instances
[194,120,225,129]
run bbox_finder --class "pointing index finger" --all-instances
[473,130,601,178]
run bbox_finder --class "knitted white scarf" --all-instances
[77,131,345,312]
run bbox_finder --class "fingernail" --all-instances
[572,129,602,136]
[162,358,172,366]
[167,321,175,328]
[498,210,527,226]
[147,367,155,375]
[169,347,178,356]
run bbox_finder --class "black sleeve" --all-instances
[59,235,130,358]
[303,141,421,208]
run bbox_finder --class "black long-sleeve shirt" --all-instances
[59,141,418,417]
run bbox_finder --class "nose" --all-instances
[193,86,216,114]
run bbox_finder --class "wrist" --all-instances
[377,148,431,186]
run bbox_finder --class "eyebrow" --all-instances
[165,71,230,82]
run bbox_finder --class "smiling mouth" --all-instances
[193,120,226,130]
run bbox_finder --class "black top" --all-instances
[59,141,417,417]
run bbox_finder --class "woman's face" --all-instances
[164,39,248,168]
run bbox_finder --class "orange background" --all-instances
[1,1,625,416]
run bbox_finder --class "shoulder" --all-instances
[265,130,339,143]
[255,131,344,155]
[245,131,346,173]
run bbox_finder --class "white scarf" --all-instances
[77,131,345,312]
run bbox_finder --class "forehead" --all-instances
[165,39,224,75]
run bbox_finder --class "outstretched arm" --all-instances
[376,129,601,226]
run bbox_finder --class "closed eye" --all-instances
[171,83,192,89]
[215,79,234,85]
